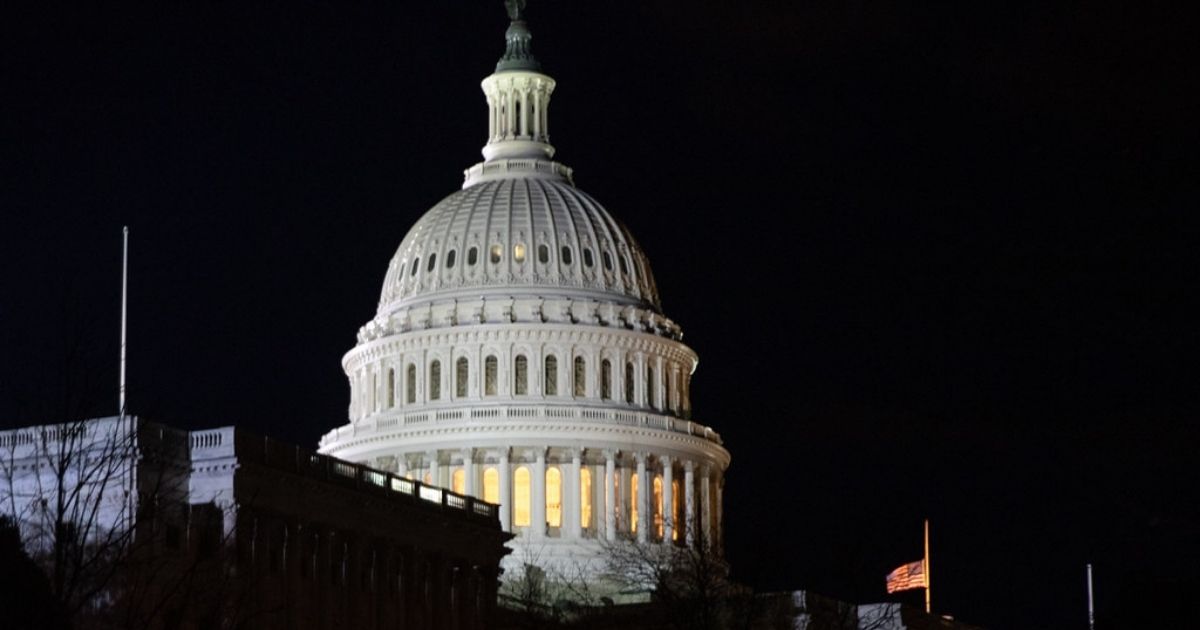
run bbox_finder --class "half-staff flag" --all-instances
[886,560,927,594]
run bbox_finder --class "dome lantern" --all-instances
[479,1,557,164]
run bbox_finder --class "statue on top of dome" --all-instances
[505,0,525,22]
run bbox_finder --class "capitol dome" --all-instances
[377,175,663,317]
[319,2,729,587]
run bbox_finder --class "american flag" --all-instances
[886,560,927,593]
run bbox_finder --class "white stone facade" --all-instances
[318,9,730,579]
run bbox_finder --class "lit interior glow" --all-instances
[483,467,500,504]
[631,473,639,533]
[452,469,466,494]
[514,242,526,263]
[514,466,531,527]
[546,467,562,527]
[580,467,592,528]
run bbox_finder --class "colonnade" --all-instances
[383,447,723,548]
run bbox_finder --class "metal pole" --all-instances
[119,226,129,417]
[924,519,932,614]
[1087,563,1095,630]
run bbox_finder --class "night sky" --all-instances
[2,2,1195,628]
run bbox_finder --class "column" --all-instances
[700,465,712,548]
[462,449,475,497]
[662,455,674,543]
[498,449,511,531]
[604,450,616,541]
[568,450,583,539]
[715,473,723,549]
[684,460,696,545]
[532,448,546,539]
[635,452,648,543]
[426,450,438,486]
[520,89,529,138]
[532,90,541,139]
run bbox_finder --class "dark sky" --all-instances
[2,2,1196,628]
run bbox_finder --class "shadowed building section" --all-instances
[1,417,512,629]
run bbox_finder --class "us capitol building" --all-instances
[318,1,731,582]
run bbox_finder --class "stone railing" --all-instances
[190,427,499,524]
[320,404,723,449]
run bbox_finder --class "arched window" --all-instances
[514,355,528,395]
[544,355,558,396]
[601,359,612,400]
[411,257,420,276]
[545,467,562,528]
[456,357,469,398]
[630,473,639,533]
[429,360,441,401]
[647,365,655,409]
[580,467,593,529]
[538,244,549,264]
[467,246,478,266]
[583,248,594,268]
[446,249,456,268]
[602,250,613,271]
[513,467,531,527]
[625,362,635,404]
[485,355,498,396]
[406,364,416,404]
[483,468,500,504]
[386,368,395,409]
[513,243,526,263]
[490,244,502,264]
[452,469,466,495]
[427,253,436,272]
[653,475,664,539]
[619,255,629,276]
[672,478,681,541]
[561,246,573,265]
[574,356,586,397]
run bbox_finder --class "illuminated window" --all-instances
[490,244,502,264]
[429,360,441,400]
[483,468,500,504]
[406,364,416,404]
[631,473,639,533]
[468,246,478,266]
[427,253,436,272]
[423,472,432,485]
[538,244,549,264]
[601,359,612,400]
[583,248,594,268]
[485,355,498,396]
[411,257,420,276]
[580,467,593,529]
[653,475,664,539]
[514,355,528,395]
[513,467,531,527]
[672,478,681,541]
[561,246,573,265]
[544,355,558,396]
[452,469,466,495]
[602,250,613,271]
[446,249,456,268]
[546,467,562,528]
[574,356,586,397]
[625,362,635,404]
[456,357,468,398]
[386,368,395,409]
[647,366,655,409]
[514,243,526,263]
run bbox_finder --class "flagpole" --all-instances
[119,226,129,417]
[1087,564,1095,630]
[924,519,931,614]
